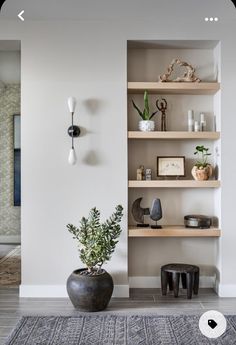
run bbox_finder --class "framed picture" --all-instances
[157,156,185,177]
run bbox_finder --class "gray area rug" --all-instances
[6,315,236,344]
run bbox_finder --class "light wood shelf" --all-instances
[128,180,220,188]
[128,82,220,95]
[128,226,221,237]
[128,131,220,140]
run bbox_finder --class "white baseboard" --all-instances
[0,235,20,244]
[217,284,236,297]
[129,276,216,289]
[19,284,129,298]
[113,285,129,298]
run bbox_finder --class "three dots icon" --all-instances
[205,17,219,22]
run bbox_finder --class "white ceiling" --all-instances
[0,0,235,21]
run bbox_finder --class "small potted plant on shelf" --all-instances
[132,90,158,131]
[191,145,213,181]
[66,205,123,312]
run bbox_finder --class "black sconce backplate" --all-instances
[68,125,80,137]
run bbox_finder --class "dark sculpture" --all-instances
[132,197,163,228]
[132,198,150,227]
[150,198,162,229]
[0,0,6,11]
[231,0,236,8]
[156,98,168,131]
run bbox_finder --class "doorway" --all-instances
[0,40,21,287]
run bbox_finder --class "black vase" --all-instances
[66,268,114,312]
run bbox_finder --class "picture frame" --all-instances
[157,156,185,177]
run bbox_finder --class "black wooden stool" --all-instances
[161,263,199,299]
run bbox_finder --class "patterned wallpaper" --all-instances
[0,84,20,239]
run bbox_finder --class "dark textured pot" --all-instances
[66,268,114,312]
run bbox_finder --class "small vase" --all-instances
[191,165,213,181]
[139,120,155,132]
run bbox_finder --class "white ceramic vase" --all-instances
[139,120,155,132]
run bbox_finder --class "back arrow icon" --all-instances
[18,10,25,21]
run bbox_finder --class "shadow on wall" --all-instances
[82,98,106,166]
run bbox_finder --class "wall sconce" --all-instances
[68,97,80,165]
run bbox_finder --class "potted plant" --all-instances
[191,145,213,181]
[132,90,158,131]
[66,204,123,311]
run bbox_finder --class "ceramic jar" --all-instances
[191,165,213,181]
[139,120,155,132]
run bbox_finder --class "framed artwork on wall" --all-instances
[157,156,185,177]
[13,114,21,206]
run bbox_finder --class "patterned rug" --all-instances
[5,315,236,344]
[0,245,21,285]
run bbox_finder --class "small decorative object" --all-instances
[192,145,213,181]
[200,113,206,131]
[157,156,185,177]
[156,98,168,131]
[188,110,194,132]
[132,198,150,227]
[132,90,158,132]
[137,165,145,180]
[150,199,162,229]
[66,205,123,311]
[194,120,200,132]
[159,59,201,83]
[184,215,212,229]
[145,168,152,181]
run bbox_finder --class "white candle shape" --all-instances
[68,148,77,165]
[68,97,77,113]
[188,110,194,132]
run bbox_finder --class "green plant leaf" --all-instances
[149,110,158,120]
[132,100,144,120]
[144,90,150,117]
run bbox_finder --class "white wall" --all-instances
[0,0,235,297]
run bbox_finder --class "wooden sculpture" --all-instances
[159,59,201,83]
[156,98,167,131]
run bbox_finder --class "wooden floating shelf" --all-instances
[128,180,220,188]
[127,82,220,95]
[128,131,220,140]
[128,226,221,238]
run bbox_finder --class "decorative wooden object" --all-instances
[159,59,201,83]
[161,263,199,299]
[156,98,168,131]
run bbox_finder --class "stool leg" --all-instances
[193,270,199,295]
[161,269,168,296]
[186,273,193,299]
[168,272,173,291]
[172,272,180,298]
[181,273,187,289]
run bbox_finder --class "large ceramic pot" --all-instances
[67,268,114,312]
[191,165,213,181]
[139,120,155,132]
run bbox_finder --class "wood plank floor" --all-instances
[0,246,16,260]
[1,287,236,344]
